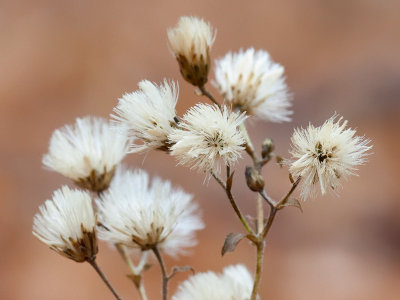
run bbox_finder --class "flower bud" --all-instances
[245,166,265,192]
[261,138,275,158]
[167,16,216,87]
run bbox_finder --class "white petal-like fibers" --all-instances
[172,264,254,300]
[32,186,97,262]
[113,79,179,152]
[169,104,246,174]
[214,48,291,122]
[42,116,129,191]
[96,168,204,256]
[288,115,372,199]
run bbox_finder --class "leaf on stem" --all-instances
[169,266,195,279]
[277,198,303,212]
[221,232,246,256]
[127,274,142,288]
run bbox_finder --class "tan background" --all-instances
[1,0,399,299]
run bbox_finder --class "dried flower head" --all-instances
[214,48,291,122]
[32,186,97,262]
[167,16,216,87]
[112,79,179,152]
[42,116,129,192]
[288,115,372,199]
[172,264,254,300]
[96,168,204,256]
[169,104,246,174]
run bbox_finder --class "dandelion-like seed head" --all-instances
[288,115,372,199]
[172,264,255,300]
[112,79,179,152]
[167,16,216,87]
[32,186,97,262]
[96,168,204,256]
[214,48,291,123]
[42,116,129,192]
[169,104,246,174]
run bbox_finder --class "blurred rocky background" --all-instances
[1,0,399,299]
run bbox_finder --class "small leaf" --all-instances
[221,232,246,256]
[169,266,195,279]
[278,198,303,213]
[127,274,142,288]
[226,171,235,191]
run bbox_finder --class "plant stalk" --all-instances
[88,258,123,300]
[152,246,168,300]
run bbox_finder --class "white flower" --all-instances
[288,115,372,199]
[42,116,129,192]
[112,79,179,152]
[172,264,254,300]
[96,168,204,256]
[167,16,216,86]
[169,104,246,174]
[214,48,291,123]
[32,186,97,262]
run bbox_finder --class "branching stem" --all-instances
[152,246,168,300]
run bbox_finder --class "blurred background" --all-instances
[1,0,399,299]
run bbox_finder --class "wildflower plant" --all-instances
[33,15,372,300]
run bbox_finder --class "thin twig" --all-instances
[88,258,123,300]
[250,241,265,300]
[277,176,302,206]
[256,193,263,235]
[199,85,221,108]
[115,244,148,300]
[152,246,168,300]
[211,171,255,235]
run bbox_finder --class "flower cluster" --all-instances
[33,14,372,300]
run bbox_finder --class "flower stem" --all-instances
[152,246,168,300]
[115,244,148,300]
[199,85,221,108]
[251,241,265,300]
[88,258,123,300]
[211,171,255,235]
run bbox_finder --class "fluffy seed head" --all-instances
[214,48,291,122]
[112,79,179,152]
[169,104,246,174]
[96,168,204,256]
[42,116,129,192]
[32,186,97,262]
[288,115,372,199]
[172,264,255,300]
[167,16,216,86]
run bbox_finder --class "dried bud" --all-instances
[245,166,265,192]
[167,16,216,87]
[261,138,275,158]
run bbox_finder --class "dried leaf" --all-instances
[221,232,246,256]
[127,274,142,288]
[278,198,303,212]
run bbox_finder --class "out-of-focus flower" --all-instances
[113,79,179,152]
[288,115,372,199]
[167,16,216,87]
[42,116,129,192]
[169,104,246,174]
[214,48,291,123]
[96,168,204,256]
[32,186,97,262]
[172,264,254,300]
